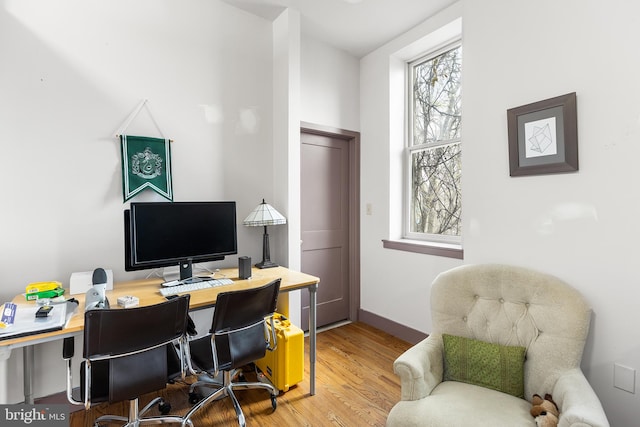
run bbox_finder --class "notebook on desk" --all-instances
[0,302,68,341]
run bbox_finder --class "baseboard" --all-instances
[358,309,428,344]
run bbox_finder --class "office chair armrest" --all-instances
[184,333,223,378]
[210,334,220,378]
[393,334,443,401]
[553,368,610,427]
[61,336,83,406]
[62,336,74,360]
[183,335,203,376]
[265,316,277,351]
[175,336,188,380]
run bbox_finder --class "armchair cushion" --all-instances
[387,381,534,427]
[443,333,526,398]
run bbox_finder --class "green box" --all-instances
[25,288,65,301]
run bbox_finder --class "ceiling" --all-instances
[221,0,456,58]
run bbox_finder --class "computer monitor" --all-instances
[124,201,237,280]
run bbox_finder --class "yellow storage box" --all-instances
[255,313,304,392]
[25,281,62,294]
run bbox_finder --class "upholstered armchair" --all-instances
[386,264,609,427]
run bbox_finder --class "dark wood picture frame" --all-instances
[507,92,578,176]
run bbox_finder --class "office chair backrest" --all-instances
[81,295,191,403]
[209,279,281,371]
[210,279,281,333]
[83,294,191,358]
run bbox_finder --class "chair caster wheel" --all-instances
[270,395,277,410]
[189,392,201,404]
[158,399,171,415]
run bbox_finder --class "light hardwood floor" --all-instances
[69,322,412,427]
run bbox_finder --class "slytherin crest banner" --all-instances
[120,135,173,201]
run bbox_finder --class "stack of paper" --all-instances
[0,303,67,340]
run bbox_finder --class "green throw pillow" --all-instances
[442,334,526,398]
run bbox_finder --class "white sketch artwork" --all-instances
[524,117,557,158]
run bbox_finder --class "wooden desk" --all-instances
[0,266,319,404]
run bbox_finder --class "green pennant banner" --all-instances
[120,135,173,201]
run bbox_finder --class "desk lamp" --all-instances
[243,199,286,269]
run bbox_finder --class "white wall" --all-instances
[0,0,273,402]
[301,34,360,132]
[463,2,640,425]
[361,1,640,425]
[360,3,464,336]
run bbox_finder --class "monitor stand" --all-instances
[179,258,193,281]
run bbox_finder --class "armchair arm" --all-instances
[393,334,444,401]
[554,368,610,427]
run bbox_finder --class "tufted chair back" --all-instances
[431,264,592,400]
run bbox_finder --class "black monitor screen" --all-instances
[125,201,237,276]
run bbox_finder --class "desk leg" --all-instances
[23,346,34,404]
[309,282,318,396]
[0,346,10,404]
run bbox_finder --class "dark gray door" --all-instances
[300,132,350,330]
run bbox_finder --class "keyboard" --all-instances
[159,278,234,297]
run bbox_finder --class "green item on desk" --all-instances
[25,287,65,301]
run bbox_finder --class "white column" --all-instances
[272,8,302,327]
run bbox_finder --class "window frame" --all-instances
[403,39,463,246]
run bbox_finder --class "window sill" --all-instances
[382,239,463,259]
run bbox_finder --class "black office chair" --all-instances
[63,295,192,427]
[182,279,281,427]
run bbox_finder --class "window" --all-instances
[405,43,462,244]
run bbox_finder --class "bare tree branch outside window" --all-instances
[409,45,462,237]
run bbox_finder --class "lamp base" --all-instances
[255,260,279,269]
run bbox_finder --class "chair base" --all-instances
[183,370,278,427]
[187,370,232,403]
[94,396,191,427]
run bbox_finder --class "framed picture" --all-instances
[507,92,578,176]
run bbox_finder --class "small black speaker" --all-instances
[239,256,251,279]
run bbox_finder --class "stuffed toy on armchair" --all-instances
[531,394,559,427]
